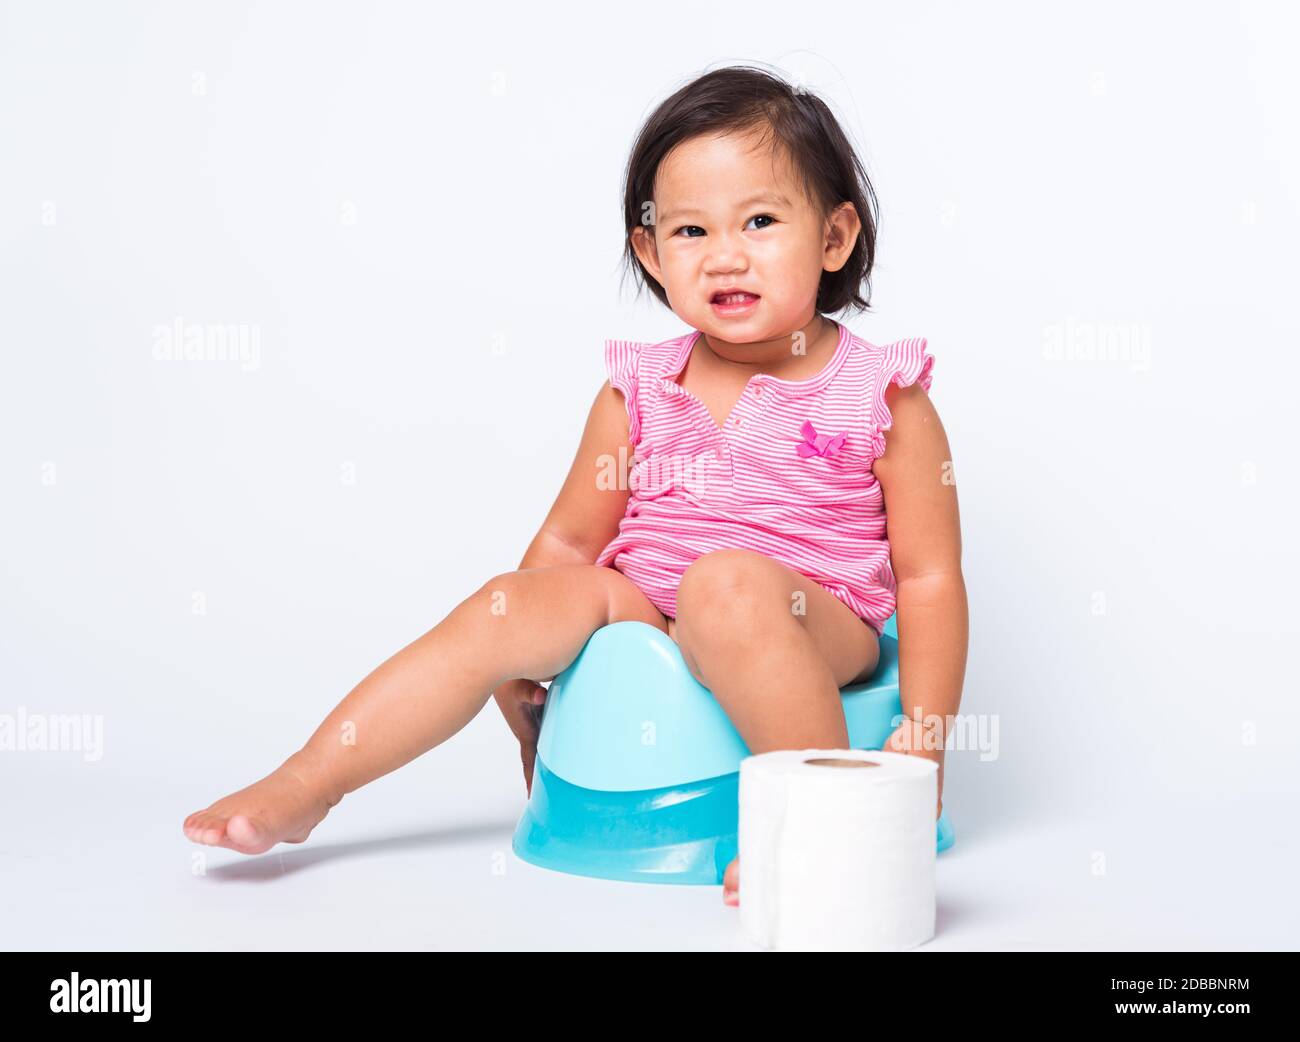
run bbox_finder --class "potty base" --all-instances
[513,759,739,885]
[513,756,955,886]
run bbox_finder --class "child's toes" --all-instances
[722,856,740,905]
[182,813,211,840]
[186,812,234,848]
[187,810,217,831]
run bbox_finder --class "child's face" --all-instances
[631,128,859,341]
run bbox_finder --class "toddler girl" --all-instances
[183,64,968,908]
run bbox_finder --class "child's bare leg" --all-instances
[183,564,667,853]
[671,549,881,904]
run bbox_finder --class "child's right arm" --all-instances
[517,378,634,569]
[493,378,635,790]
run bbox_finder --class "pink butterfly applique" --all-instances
[796,419,847,459]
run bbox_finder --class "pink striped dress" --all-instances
[593,321,936,638]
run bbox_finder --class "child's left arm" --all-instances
[870,381,969,815]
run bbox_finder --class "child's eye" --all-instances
[672,215,776,238]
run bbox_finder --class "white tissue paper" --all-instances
[738,748,938,952]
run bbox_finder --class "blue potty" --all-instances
[511,613,955,886]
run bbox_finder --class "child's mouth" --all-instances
[710,291,760,317]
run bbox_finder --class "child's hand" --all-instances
[880,717,946,819]
[492,679,547,795]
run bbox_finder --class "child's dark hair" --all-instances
[620,64,879,317]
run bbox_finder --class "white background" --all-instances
[1,0,1297,950]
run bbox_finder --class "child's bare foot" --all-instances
[723,856,739,906]
[182,753,340,855]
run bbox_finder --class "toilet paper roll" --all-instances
[739,748,938,952]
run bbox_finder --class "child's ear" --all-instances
[630,225,662,281]
[823,201,860,271]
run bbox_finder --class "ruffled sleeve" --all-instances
[605,338,646,446]
[868,337,936,459]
